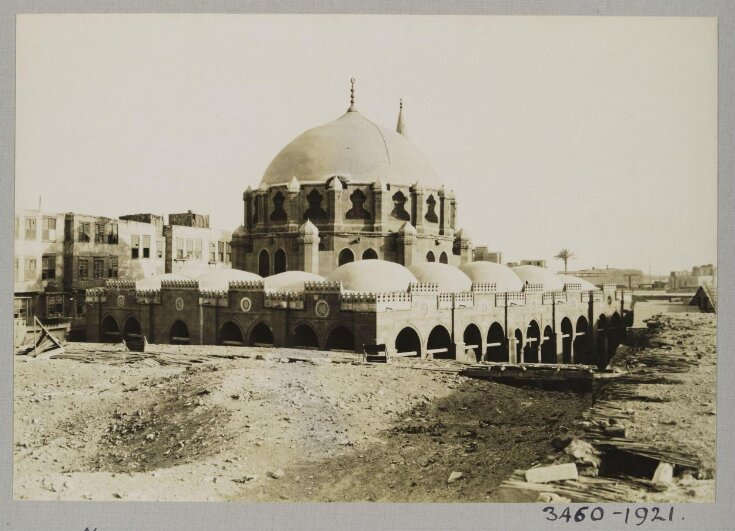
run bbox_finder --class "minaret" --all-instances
[347,78,357,112]
[396,98,406,136]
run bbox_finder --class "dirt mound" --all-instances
[91,366,232,472]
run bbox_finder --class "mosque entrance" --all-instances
[292,324,319,349]
[428,325,453,360]
[170,320,190,345]
[486,322,507,362]
[325,326,355,351]
[219,321,244,346]
[463,324,483,362]
[523,321,541,363]
[561,317,573,363]
[395,327,421,357]
[100,315,120,343]
[541,325,556,363]
[249,322,273,346]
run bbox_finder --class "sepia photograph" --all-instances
[9,11,720,513]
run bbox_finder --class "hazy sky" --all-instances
[15,15,717,274]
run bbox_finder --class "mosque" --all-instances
[85,81,632,366]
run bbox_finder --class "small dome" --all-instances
[326,259,417,293]
[512,265,565,291]
[196,269,263,290]
[136,273,193,290]
[408,263,472,292]
[557,274,598,291]
[260,111,442,188]
[459,261,524,292]
[264,271,325,292]
[232,225,248,238]
[299,219,320,236]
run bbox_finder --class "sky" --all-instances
[15,15,717,274]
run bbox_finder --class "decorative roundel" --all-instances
[315,300,330,318]
[117,295,125,307]
[175,297,184,311]
[607,296,613,305]
[481,303,488,313]
[571,299,578,309]
[420,303,429,316]
[240,296,252,312]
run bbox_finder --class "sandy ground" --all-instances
[13,303,716,503]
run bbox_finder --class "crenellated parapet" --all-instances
[454,292,474,308]
[230,280,265,291]
[506,291,526,306]
[161,279,199,289]
[592,290,604,302]
[136,289,161,304]
[409,282,439,294]
[86,288,107,303]
[602,283,617,292]
[523,282,544,293]
[199,289,228,306]
[563,282,583,291]
[471,282,497,293]
[264,291,305,309]
[106,279,135,289]
[543,291,567,305]
[304,280,341,293]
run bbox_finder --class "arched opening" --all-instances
[514,329,524,363]
[325,326,355,351]
[561,317,573,364]
[274,248,287,274]
[122,316,143,351]
[574,316,590,364]
[338,248,355,266]
[170,320,190,345]
[249,322,273,346]
[610,312,623,355]
[219,321,244,346]
[395,327,421,357]
[463,324,483,362]
[524,321,540,363]
[426,251,435,262]
[541,325,556,363]
[428,325,453,360]
[362,248,378,260]
[100,315,120,343]
[439,251,448,264]
[292,323,319,349]
[486,322,507,362]
[258,249,270,277]
[596,315,609,369]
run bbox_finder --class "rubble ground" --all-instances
[13,349,589,501]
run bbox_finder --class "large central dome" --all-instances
[260,110,442,188]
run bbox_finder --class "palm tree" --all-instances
[555,249,575,274]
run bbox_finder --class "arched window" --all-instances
[541,325,556,363]
[463,324,483,362]
[362,248,378,260]
[122,316,143,351]
[390,191,410,221]
[426,251,435,262]
[274,248,287,274]
[574,316,590,364]
[486,322,507,362]
[524,320,540,363]
[270,191,287,221]
[425,194,438,223]
[258,249,270,277]
[338,248,354,266]
[346,189,371,220]
[439,251,448,264]
[304,189,328,220]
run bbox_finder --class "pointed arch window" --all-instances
[270,191,287,221]
[304,189,328,221]
[425,194,438,223]
[346,189,371,220]
[390,191,410,221]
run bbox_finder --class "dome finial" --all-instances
[348,77,356,112]
[396,98,406,136]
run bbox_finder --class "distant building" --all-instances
[164,211,232,275]
[473,246,502,264]
[669,264,716,291]
[520,259,546,268]
[563,267,644,289]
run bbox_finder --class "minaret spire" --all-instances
[348,77,357,112]
[396,98,406,136]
